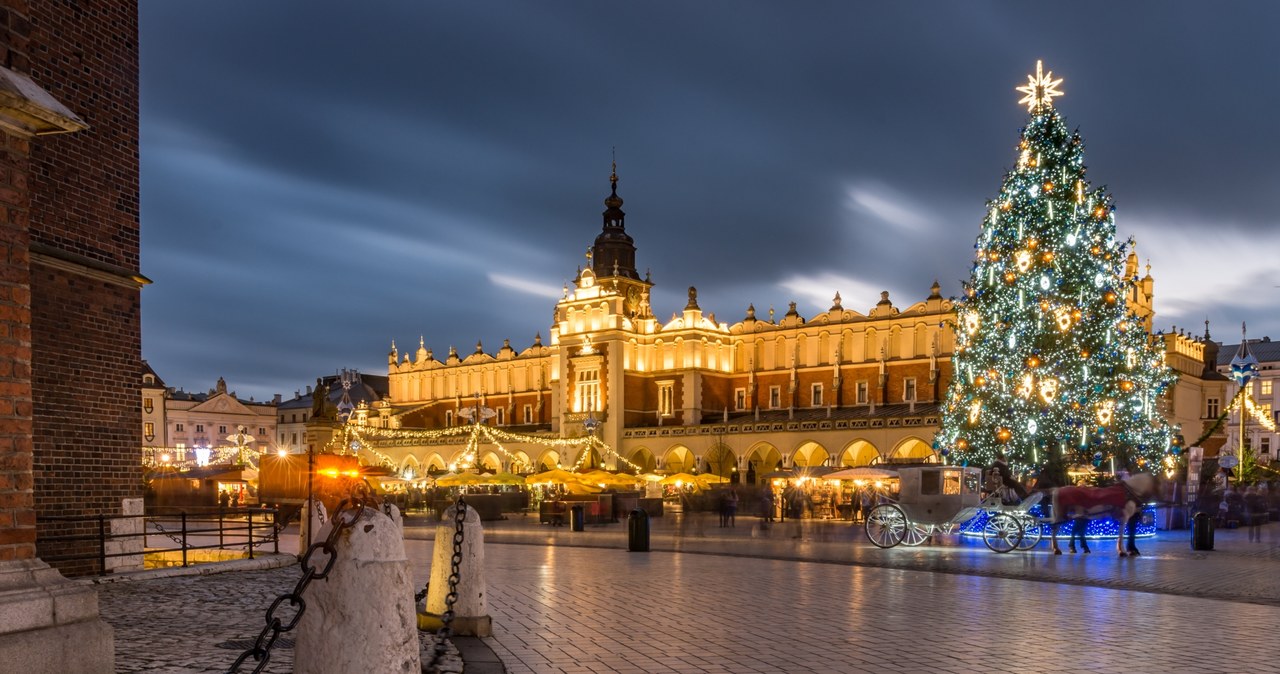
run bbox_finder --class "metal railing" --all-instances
[39,506,280,576]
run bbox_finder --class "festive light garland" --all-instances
[938,63,1178,478]
[350,421,644,474]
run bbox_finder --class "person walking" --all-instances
[760,488,774,528]
[725,487,739,527]
[1245,485,1264,542]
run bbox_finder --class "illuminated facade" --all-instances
[140,364,278,467]
[367,171,1219,480]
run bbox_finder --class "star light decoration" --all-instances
[1016,60,1064,112]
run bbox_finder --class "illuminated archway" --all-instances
[507,450,532,474]
[478,451,502,472]
[886,437,937,463]
[703,443,737,477]
[399,455,420,480]
[537,450,561,471]
[839,440,880,467]
[792,441,830,467]
[572,446,603,470]
[423,453,447,474]
[745,442,783,474]
[662,445,695,473]
[625,447,656,474]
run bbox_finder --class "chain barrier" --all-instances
[148,518,188,548]
[226,497,367,674]
[422,494,467,674]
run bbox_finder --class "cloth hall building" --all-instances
[356,171,1224,480]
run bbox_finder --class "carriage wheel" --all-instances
[901,523,931,547]
[1014,516,1043,550]
[983,513,1023,553]
[864,504,907,548]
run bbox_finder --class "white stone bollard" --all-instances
[299,499,327,553]
[293,505,420,674]
[425,503,491,637]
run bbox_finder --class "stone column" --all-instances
[424,504,491,636]
[0,61,112,672]
[294,505,420,674]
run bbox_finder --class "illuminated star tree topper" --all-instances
[1016,59,1064,112]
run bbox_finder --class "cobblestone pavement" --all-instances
[97,514,1280,673]
[441,512,1280,607]
[95,546,458,674]
[477,543,1280,674]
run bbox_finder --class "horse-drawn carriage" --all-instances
[864,465,1043,553]
[864,465,1157,555]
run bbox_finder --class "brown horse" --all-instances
[1048,473,1156,556]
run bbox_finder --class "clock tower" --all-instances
[591,164,652,318]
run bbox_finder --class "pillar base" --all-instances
[418,612,492,638]
[0,559,114,673]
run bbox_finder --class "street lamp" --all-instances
[582,413,600,469]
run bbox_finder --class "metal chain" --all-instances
[226,497,366,674]
[149,518,189,548]
[423,494,467,674]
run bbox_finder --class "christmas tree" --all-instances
[938,62,1178,480]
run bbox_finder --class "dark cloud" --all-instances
[140,1,1280,398]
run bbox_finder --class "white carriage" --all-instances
[863,465,1043,553]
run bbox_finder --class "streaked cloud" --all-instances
[488,273,563,299]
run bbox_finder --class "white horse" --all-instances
[1048,472,1156,557]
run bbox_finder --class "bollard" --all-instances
[423,504,492,637]
[294,505,420,673]
[299,498,327,554]
[570,504,585,532]
[1191,511,1214,551]
[627,508,650,552]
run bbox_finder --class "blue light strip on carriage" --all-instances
[958,503,1157,540]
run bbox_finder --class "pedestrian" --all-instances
[218,489,230,510]
[726,487,739,527]
[761,489,774,527]
[230,490,240,509]
[1244,485,1264,542]
[718,490,728,527]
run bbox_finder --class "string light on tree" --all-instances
[938,62,1178,478]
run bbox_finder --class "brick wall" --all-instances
[0,129,34,562]
[16,0,141,576]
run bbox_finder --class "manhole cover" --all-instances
[215,638,294,650]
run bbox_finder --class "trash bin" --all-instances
[627,508,650,552]
[570,504,585,532]
[1191,511,1214,551]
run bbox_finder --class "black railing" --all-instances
[39,506,280,576]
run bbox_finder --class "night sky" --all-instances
[140,2,1280,401]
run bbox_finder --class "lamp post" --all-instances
[582,413,600,470]
[1228,323,1259,484]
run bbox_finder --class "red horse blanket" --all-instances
[1055,483,1129,516]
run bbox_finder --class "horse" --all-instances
[1048,472,1156,556]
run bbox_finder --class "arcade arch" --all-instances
[839,440,880,467]
[744,442,783,474]
[625,447,657,474]
[704,443,736,477]
[791,441,830,467]
[661,445,695,473]
[886,437,937,463]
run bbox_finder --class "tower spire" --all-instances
[592,151,639,280]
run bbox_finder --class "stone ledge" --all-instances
[81,553,296,585]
